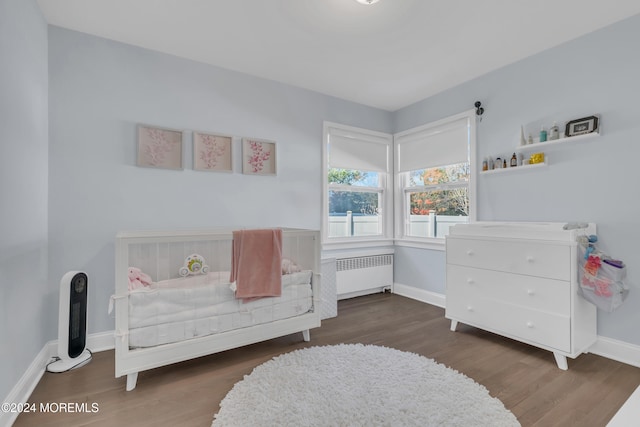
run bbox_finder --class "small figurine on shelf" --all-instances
[520,126,527,146]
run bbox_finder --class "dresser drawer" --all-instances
[447,265,570,315]
[446,237,571,281]
[445,297,571,352]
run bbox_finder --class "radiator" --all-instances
[336,254,393,299]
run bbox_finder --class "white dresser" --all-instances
[445,222,597,369]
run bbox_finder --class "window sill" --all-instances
[323,237,446,252]
[394,238,446,251]
[322,238,395,253]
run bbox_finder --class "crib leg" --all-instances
[126,372,139,391]
[302,329,311,342]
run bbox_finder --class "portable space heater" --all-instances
[47,271,92,372]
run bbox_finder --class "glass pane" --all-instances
[406,188,469,238]
[408,162,469,187]
[328,190,381,238]
[328,168,379,187]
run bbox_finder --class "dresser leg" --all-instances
[450,320,458,332]
[553,352,568,370]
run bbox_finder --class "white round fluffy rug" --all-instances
[212,344,519,427]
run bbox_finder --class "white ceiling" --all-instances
[37,0,640,111]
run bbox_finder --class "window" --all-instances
[394,110,476,244]
[323,122,393,246]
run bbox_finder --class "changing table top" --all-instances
[448,221,596,242]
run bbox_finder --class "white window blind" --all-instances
[396,117,469,172]
[328,128,389,173]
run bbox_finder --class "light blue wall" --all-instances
[0,0,49,401]
[48,27,392,335]
[393,13,640,345]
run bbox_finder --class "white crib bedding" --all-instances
[128,270,313,348]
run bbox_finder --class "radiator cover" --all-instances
[336,254,393,299]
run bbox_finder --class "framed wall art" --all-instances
[565,115,599,137]
[242,138,277,175]
[137,124,183,170]
[193,132,233,172]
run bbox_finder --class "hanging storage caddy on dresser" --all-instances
[445,222,597,370]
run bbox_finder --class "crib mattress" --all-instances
[128,270,313,348]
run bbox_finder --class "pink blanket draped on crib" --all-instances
[230,228,282,302]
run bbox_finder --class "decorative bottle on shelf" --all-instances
[527,134,534,145]
[540,126,547,142]
[549,122,560,140]
[482,158,488,171]
[503,158,507,168]
[510,153,517,167]
[520,125,527,146]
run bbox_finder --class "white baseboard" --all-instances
[0,344,51,427]
[394,284,640,368]
[589,336,640,368]
[1,331,115,426]
[83,330,116,353]
[45,330,116,361]
[393,282,446,308]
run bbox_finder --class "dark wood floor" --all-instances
[15,294,640,426]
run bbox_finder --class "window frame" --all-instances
[393,110,477,250]
[322,122,394,250]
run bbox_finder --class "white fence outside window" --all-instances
[329,212,467,238]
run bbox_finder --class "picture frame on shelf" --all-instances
[193,132,233,173]
[137,124,183,170]
[242,138,277,175]
[565,115,599,137]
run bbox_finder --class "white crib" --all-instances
[113,228,321,391]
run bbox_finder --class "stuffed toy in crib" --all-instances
[128,267,153,290]
[281,258,302,275]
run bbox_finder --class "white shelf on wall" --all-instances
[480,160,548,175]
[481,124,599,176]
[515,131,599,154]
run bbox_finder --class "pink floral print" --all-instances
[143,128,178,166]
[247,141,271,173]
[198,134,226,169]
